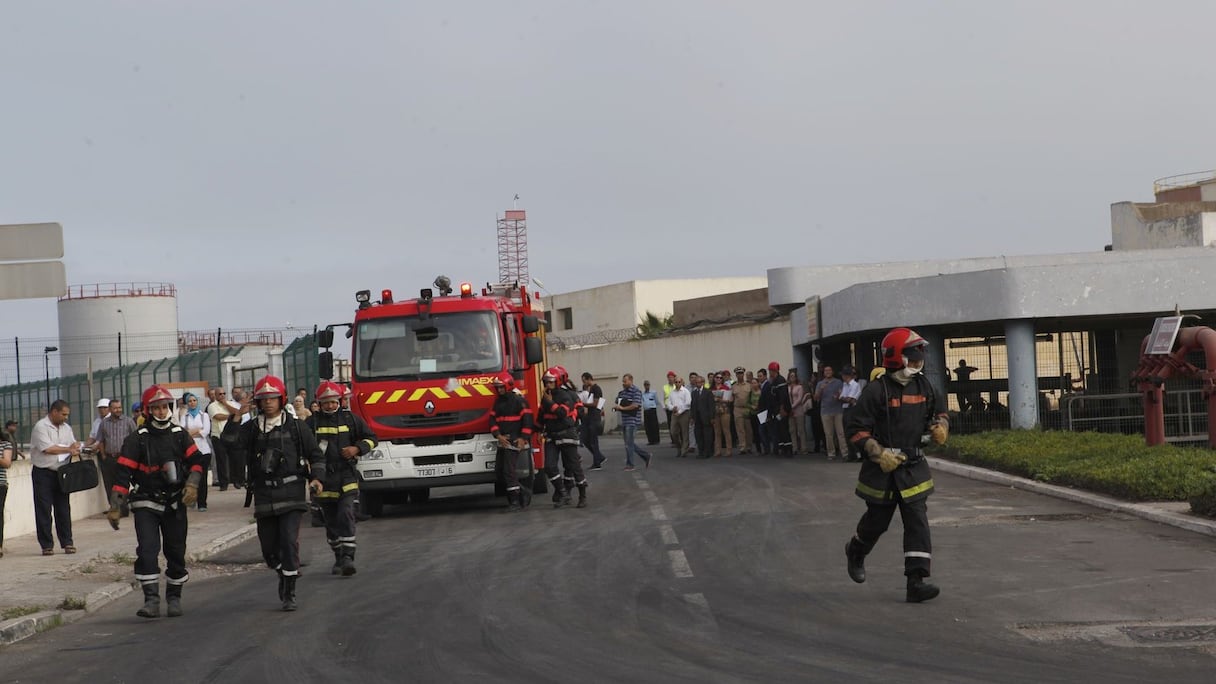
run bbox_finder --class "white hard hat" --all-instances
[97,398,111,408]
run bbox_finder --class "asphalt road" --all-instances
[3,442,1216,683]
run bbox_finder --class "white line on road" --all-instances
[668,549,694,578]
[650,504,668,521]
[659,524,679,546]
[642,490,659,503]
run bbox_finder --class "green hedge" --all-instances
[931,431,1216,517]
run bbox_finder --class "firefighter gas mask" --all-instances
[892,345,927,384]
[319,398,340,415]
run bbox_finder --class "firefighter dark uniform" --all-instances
[538,365,587,509]
[488,373,534,512]
[844,327,950,603]
[311,381,377,576]
[766,362,793,456]
[241,375,326,611]
[107,385,204,619]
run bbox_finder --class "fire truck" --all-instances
[318,277,548,516]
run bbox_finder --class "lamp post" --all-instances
[43,346,58,412]
[117,308,129,403]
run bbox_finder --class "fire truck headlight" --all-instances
[480,440,497,453]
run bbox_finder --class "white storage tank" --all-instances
[56,283,179,378]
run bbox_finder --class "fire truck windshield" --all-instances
[354,311,503,380]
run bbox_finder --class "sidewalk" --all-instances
[0,487,257,646]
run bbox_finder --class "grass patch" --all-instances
[2,605,46,620]
[932,430,1216,517]
[109,552,134,565]
[58,596,87,611]
[79,564,96,574]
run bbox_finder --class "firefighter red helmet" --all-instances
[340,384,352,398]
[253,375,288,401]
[881,327,928,370]
[315,381,343,403]
[140,385,174,415]
[492,372,516,392]
[546,365,569,386]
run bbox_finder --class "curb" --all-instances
[928,457,1216,538]
[0,522,259,648]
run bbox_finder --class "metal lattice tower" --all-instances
[496,208,528,286]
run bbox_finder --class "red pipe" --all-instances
[1137,326,1216,448]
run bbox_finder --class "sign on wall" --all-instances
[805,295,820,341]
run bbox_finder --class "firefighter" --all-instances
[311,381,377,576]
[489,373,534,512]
[240,375,326,610]
[766,361,793,456]
[844,327,950,603]
[106,385,205,618]
[538,365,587,509]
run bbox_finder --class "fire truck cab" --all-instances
[319,277,547,516]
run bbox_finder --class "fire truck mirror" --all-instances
[319,351,334,380]
[317,329,334,348]
[521,315,540,334]
[524,337,543,366]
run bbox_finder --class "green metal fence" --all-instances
[0,345,245,445]
[282,331,320,402]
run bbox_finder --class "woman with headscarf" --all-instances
[179,392,213,512]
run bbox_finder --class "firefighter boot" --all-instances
[552,480,566,509]
[340,551,357,577]
[136,582,160,619]
[562,478,575,507]
[331,546,343,575]
[166,583,184,618]
[503,492,521,513]
[576,484,587,508]
[845,538,867,584]
[277,570,286,602]
[519,487,532,510]
[906,575,940,603]
[282,576,298,611]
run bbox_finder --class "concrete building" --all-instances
[769,172,1216,433]
[541,277,766,347]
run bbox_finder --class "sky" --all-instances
[2,0,1215,341]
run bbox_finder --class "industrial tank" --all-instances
[56,283,179,377]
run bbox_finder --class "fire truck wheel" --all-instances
[362,493,385,518]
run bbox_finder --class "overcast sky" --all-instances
[2,1,1214,341]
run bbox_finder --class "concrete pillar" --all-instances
[221,356,241,393]
[917,327,948,412]
[1005,319,1039,429]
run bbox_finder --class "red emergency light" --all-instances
[381,289,393,304]
[459,282,473,297]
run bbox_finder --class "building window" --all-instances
[543,310,553,331]
[559,308,573,330]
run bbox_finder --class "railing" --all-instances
[1153,170,1216,195]
[1063,390,1209,443]
[58,282,177,300]
[179,329,285,352]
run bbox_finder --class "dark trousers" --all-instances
[756,420,772,454]
[770,417,792,455]
[0,485,7,547]
[32,466,72,551]
[854,496,932,577]
[580,417,605,467]
[810,407,826,451]
[99,455,118,498]
[257,510,304,576]
[695,419,714,457]
[211,437,230,487]
[320,494,358,560]
[195,453,212,507]
[666,409,674,444]
[643,408,660,444]
[544,441,585,491]
[133,507,188,583]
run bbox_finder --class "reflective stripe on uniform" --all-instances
[903,551,931,559]
[131,500,167,512]
[900,479,934,499]
[166,573,190,585]
[855,481,892,501]
[315,426,351,435]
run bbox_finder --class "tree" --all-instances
[635,311,674,339]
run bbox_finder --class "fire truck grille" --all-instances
[376,410,486,430]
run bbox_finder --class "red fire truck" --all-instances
[318,277,547,516]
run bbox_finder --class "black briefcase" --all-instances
[58,454,100,494]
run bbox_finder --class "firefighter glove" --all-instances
[181,470,202,506]
[878,449,907,473]
[862,439,885,461]
[106,492,124,530]
[929,417,949,445]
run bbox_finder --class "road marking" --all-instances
[636,480,651,489]
[683,593,720,632]
[659,524,679,546]
[650,504,668,521]
[642,490,659,503]
[668,549,694,578]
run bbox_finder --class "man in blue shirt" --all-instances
[641,380,661,445]
[612,374,652,471]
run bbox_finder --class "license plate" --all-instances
[415,465,455,477]
[363,469,383,478]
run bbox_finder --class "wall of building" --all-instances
[1110,201,1216,250]
[548,318,790,432]
[633,278,767,327]
[672,288,770,327]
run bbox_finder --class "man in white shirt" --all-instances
[30,400,81,555]
[664,377,693,457]
[839,367,863,461]
[208,388,242,491]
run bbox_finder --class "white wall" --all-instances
[549,318,790,432]
[2,459,110,542]
[633,278,767,325]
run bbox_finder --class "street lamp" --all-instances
[43,346,58,412]
[117,308,129,403]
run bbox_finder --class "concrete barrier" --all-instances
[2,458,110,540]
